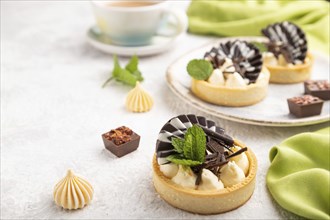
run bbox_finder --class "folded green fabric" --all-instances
[187,0,330,54]
[267,127,330,219]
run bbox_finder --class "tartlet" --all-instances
[261,21,313,84]
[152,114,258,214]
[188,40,269,107]
[191,66,270,107]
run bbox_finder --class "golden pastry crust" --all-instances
[152,140,257,215]
[266,52,313,84]
[191,67,270,107]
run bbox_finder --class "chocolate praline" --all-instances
[102,126,140,157]
[287,95,324,118]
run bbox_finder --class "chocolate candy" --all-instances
[304,80,330,100]
[287,95,324,118]
[102,126,140,157]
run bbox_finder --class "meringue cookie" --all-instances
[225,72,247,88]
[229,146,250,176]
[198,169,224,191]
[160,163,179,178]
[171,165,197,189]
[126,82,153,113]
[220,161,245,187]
[208,69,225,86]
[53,169,93,210]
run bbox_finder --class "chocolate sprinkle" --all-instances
[262,21,307,64]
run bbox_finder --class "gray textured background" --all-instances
[1,1,329,219]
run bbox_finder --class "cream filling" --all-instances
[198,169,224,191]
[225,72,247,88]
[171,165,197,190]
[206,58,267,88]
[263,52,306,67]
[208,69,225,86]
[160,162,242,191]
[160,163,179,178]
[229,146,249,176]
[219,161,245,187]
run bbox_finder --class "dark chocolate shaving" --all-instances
[204,40,263,83]
[199,125,234,147]
[226,147,248,159]
[262,21,307,64]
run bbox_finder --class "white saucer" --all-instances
[86,26,185,57]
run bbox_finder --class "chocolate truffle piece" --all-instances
[287,95,324,118]
[304,80,330,100]
[102,126,140,157]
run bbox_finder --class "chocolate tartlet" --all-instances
[262,21,313,84]
[190,40,270,107]
[152,115,257,214]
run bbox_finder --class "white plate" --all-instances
[166,37,330,127]
[86,26,185,57]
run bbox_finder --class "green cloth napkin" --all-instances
[267,127,330,219]
[187,0,330,54]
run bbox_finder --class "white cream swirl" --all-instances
[229,146,250,176]
[198,169,224,191]
[220,161,245,187]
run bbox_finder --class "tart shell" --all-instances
[266,53,314,84]
[191,67,270,107]
[152,140,258,215]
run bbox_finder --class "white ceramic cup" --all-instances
[91,0,188,46]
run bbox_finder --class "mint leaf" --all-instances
[103,55,144,87]
[187,59,213,80]
[183,125,206,163]
[132,70,144,81]
[126,55,143,81]
[115,68,138,87]
[172,137,185,154]
[125,55,139,73]
[166,154,202,166]
[251,41,267,53]
[102,55,121,88]
[113,55,121,78]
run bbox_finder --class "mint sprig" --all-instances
[167,125,206,166]
[187,59,213,80]
[102,55,144,88]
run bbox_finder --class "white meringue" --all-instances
[53,170,93,210]
[160,163,179,178]
[198,169,224,191]
[207,69,225,86]
[229,146,250,176]
[225,72,247,88]
[171,165,197,189]
[220,161,245,187]
[125,82,153,113]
